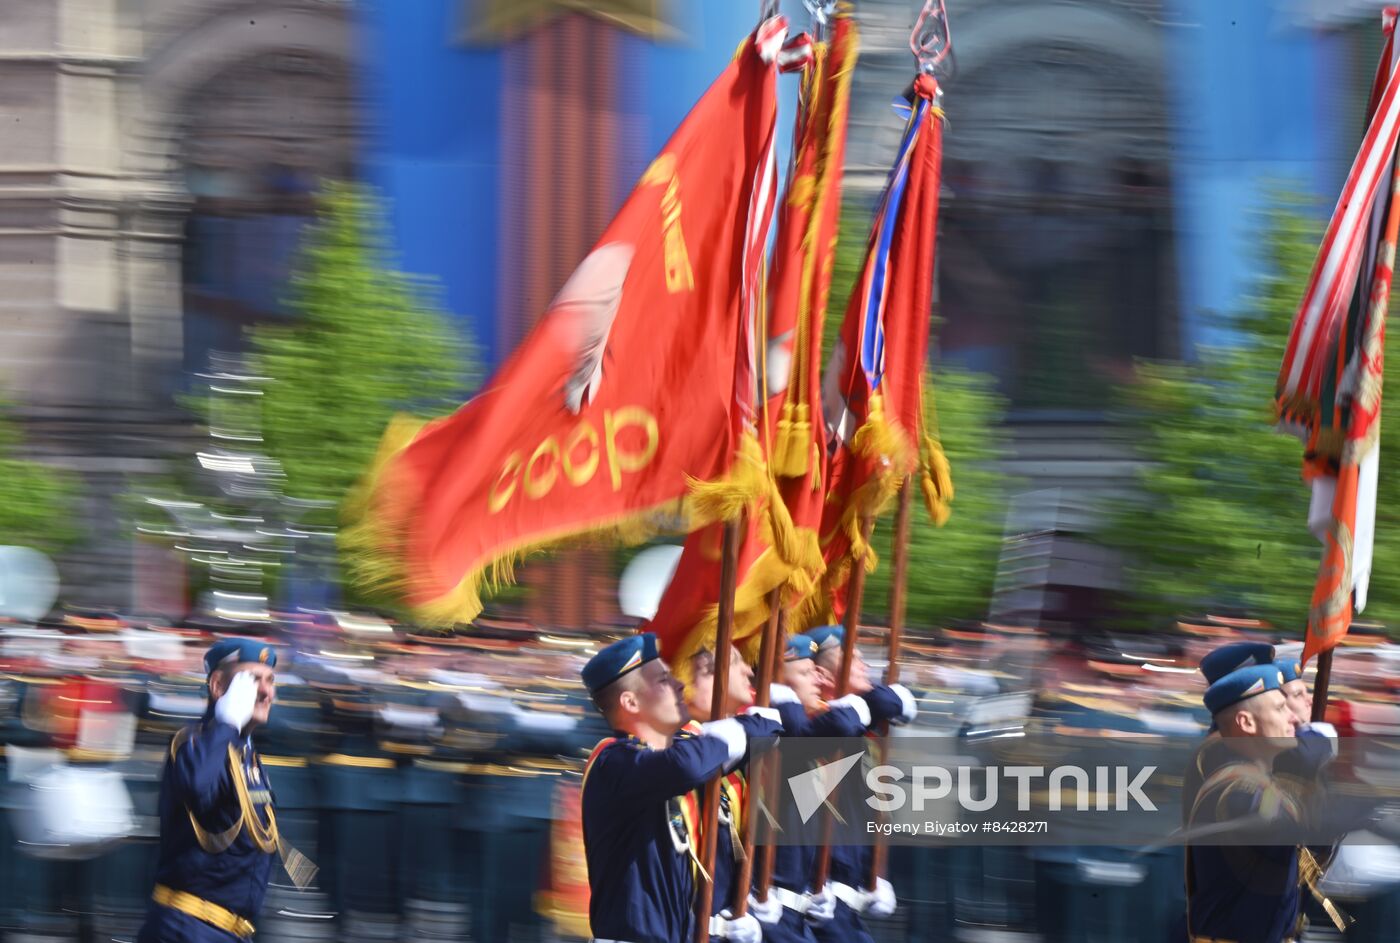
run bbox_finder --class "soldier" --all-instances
[678,643,768,943]
[807,625,916,943]
[580,633,780,943]
[138,638,291,943]
[1184,663,1305,943]
[752,633,915,943]
[685,643,757,723]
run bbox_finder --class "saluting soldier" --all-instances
[580,633,780,943]
[138,638,303,943]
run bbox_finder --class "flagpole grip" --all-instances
[694,517,744,943]
[1311,648,1335,723]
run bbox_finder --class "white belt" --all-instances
[592,939,638,943]
[768,885,810,914]
[829,881,867,911]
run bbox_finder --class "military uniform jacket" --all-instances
[582,731,732,943]
[1184,738,1301,943]
[143,716,277,936]
[768,700,867,895]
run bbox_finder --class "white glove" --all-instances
[1298,721,1340,760]
[701,717,749,770]
[864,877,896,918]
[804,887,836,924]
[769,683,801,707]
[828,693,872,727]
[744,705,781,724]
[889,683,918,726]
[1301,721,1338,741]
[710,910,762,943]
[214,671,257,731]
[747,892,784,926]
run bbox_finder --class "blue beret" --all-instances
[1276,658,1304,683]
[784,634,818,662]
[1204,664,1286,716]
[583,633,659,695]
[807,626,844,653]
[204,638,277,674]
[1200,642,1275,685]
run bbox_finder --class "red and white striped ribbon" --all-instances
[1280,15,1400,407]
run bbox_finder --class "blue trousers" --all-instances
[755,906,818,943]
[811,900,876,943]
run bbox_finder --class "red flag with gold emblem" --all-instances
[347,21,788,625]
[807,73,952,626]
[650,15,857,674]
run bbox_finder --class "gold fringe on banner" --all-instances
[343,417,767,628]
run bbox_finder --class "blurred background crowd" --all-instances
[4,611,1400,942]
[6,0,1400,940]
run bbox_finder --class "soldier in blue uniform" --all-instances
[677,643,768,943]
[1184,662,1306,943]
[806,625,916,943]
[751,633,915,943]
[138,638,302,943]
[580,633,781,943]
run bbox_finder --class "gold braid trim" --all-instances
[1299,847,1352,932]
[343,415,766,627]
[228,745,279,854]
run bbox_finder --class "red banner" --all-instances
[808,73,951,626]
[650,19,857,675]
[347,24,786,624]
[1279,11,1397,663]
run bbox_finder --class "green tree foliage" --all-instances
[245,183,474,518]
[0,400,77,553]
[1099,202,1400,630]
[864,369,1014,626]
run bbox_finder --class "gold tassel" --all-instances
[920,434,953,526]
[1299,847,1353,932]
[278,839,319,890]
[772,402,803,478]
[688,433,770,526]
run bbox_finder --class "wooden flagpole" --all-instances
[693,517,744,943]
[868,477,912,888]
[811,514,876,890]
[732,590,784,917]
[752,599,789,905]
[1311,649,1334,723]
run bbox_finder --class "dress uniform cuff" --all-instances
[699,717,748,769]
[828,694,872,727]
